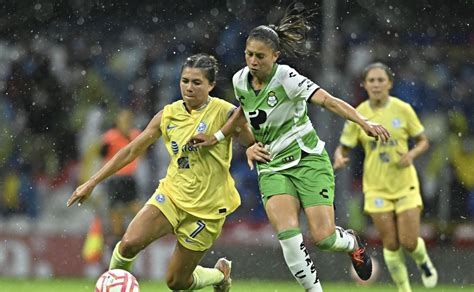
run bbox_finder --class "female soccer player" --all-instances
[67,53,253,292]
[333,63,437,292]
[190,5,390,292]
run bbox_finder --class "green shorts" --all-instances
[258,150,335,207]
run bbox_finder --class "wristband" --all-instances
[214,130,225,142]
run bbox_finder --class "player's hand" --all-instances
[362,121,390,143]
[246,142,271,170]
[397,151,414,168]
[333,155,350,170]
[189,133,217,147]
[67,181,95,207]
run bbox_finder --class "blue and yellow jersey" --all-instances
[340,97,424,196]
[157,97,240,219]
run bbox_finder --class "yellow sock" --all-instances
[109,241,137,271]
[189,265,224,289]
[409,237,428,265]
[383,248,411,292]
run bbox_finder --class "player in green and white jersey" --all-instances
[191,5,390,292]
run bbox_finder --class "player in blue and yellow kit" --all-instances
[67,53,254,292]
[334,63,438,292]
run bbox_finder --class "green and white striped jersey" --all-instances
[233,63,326,173]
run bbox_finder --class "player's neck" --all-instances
[369,96,390,109]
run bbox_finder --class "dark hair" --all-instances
[247,3,317,58]
[181,53,219,83]
[362,62,395,82]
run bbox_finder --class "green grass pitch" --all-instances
[0,278,470,292]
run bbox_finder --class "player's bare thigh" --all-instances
[265,194,301,232]
[370,211,399,250]
[120,204,174,257]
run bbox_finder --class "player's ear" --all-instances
[208,81,216,92]
[272,50,281,62]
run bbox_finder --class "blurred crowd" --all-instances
[0,1,472,237]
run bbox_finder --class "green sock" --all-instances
[409,237,428,265]
[188,265,224,289]
[109,241,137,272]
[383,248,411,292]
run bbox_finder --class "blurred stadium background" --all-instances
[0,0,473,290]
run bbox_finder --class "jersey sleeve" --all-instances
[279,65,320,101]
[405,104,424,137]
[339,120,360,148]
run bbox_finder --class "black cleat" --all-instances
[347,229,372,281]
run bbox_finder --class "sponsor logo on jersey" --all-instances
[392,118,401,128]
[267,91,278,107]
[171,141,179,154]
[197,122,207,133]
[155,194,165,203]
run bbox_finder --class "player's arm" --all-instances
[309,89,390,143]
[333,145,352,170]
[191,107,251,147]
[398,133,429,167]
[67,111,163,207]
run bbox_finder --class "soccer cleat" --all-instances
[419,257,438,288]
[347,229,372,281]
[213,257,232,292]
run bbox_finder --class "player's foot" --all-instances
[419,257,438,288]
[347,229,372,281]
[213,257,232,292]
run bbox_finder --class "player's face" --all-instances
[363,68,393,102]
[245,39,280,81]
[180,67,215,110]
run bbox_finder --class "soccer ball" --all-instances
[95,269,140,292]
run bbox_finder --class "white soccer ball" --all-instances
[95,269,140,292]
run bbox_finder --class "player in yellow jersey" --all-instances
[67,53,254,292]
[334,63,438,292]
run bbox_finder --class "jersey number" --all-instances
[248,110,267,130]
[190,220,206,238]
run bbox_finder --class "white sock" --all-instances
[279,233,322,291]
[332,226,357,252]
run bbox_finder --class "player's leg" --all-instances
[296,152,371,280]
[265,194,322,292]
[371,210,411,292]
[166,215,230,291]
[397,207,438,288]
[109,204,173,271]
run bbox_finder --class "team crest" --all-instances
[197,122,207,133]
[155,194,165,203]
[267,91,278,107]
[392,118,401,128]
[374,198,384,208]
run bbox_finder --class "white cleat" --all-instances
[213,257,232,292]
[419,257,438,288]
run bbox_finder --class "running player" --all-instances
[334,62,437,292]
[190,5,390,292]
[67,53,254,292]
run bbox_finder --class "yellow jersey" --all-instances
[157,97,240,219]
[340,97,424,196]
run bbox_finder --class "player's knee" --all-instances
[119,236,143,258]
[399,237,417,252]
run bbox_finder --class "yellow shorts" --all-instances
[364,188,423,214]
[146,192,225,251]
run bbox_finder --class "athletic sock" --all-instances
[188,265,224,289]
[109,241,137,271]
[383,248,411,292]
[408,237,428,265]
[278,228,322,292]
[316,226,357,252]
